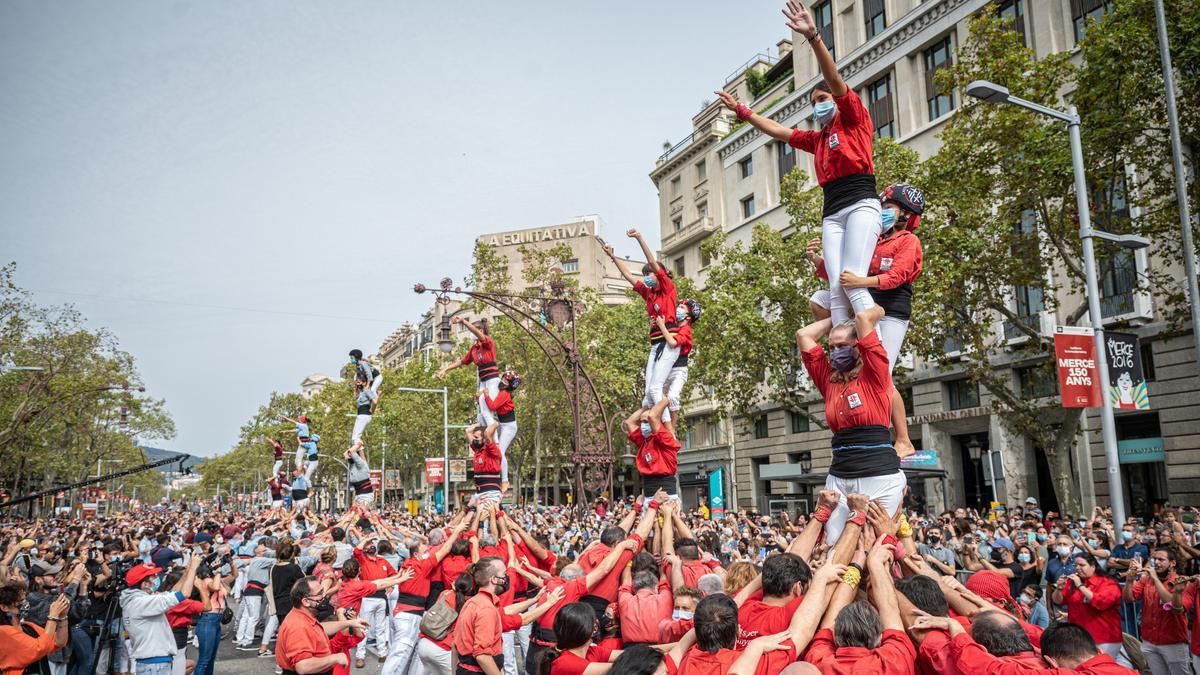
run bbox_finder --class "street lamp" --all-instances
[965,436,983,508]
[966,80,1147,528]
[437,315,454,354]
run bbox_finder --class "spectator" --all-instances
[1053,552,1129,667]
[0,581,70,675]
[119,554,200,675]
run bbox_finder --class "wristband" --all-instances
[814,505,832,524]
[897,514,913,538]
[648,500,661,511]
[881,534,900,550]
[848,510,867,528]
[841,566,862,588]
[632,501,643,515]
[734,104,753,122]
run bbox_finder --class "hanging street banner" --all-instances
[708,467,725,519]
[385,469,400,490]
[1054,326,1101,407]
[448,459,467,483]
[370,470,382,493]
[424,458,445,484]
[1104,331,1151,410]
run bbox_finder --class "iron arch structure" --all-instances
[414,278,614,504]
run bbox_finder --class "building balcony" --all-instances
[662,216,717,255]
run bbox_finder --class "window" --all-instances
[864,0,886,39]
[739,156,754,178]
[671,176,682,199]
[696,160,707,182]
[562,259,579,274]
[947,378,980,410]
[1072,0,1110,43]
[813,1,835,59]
[924,36,955,120]
[754,415,769,439]
[674,256,686,278]
[1093,173,1137,318]
[867,73,895,139]
[1016,363,1058,399]
[776,141,797,181]
[1005,210,1045,340]
[707,417,725,446]
[789,409,809,434]
[672,217,683,232]
[996,0,1026,46]
[741,195,756,219]
[1141,342,1156,382]
[697,201,709,219]
[701,246,712,268]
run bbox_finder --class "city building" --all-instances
[378,216,645,367]
[300,373,338,399]
[650,0,1198,516]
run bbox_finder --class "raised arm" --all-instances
[713,90,794,142]
[789,490,837,561]
[783,1,847,96]
[866,537,904,632]
[796,318,833,352]
[601,242,637,285]
[627,229,659,272]
[458,317,487,341]
[584,539,637,590]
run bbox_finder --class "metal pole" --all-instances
[1070,105,1127,527]
[1154,0,1200,368]
[443,387,450,514]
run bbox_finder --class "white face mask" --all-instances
[672,609,693,621]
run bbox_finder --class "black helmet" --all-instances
[680,298,702,323]
[879,184,925,231]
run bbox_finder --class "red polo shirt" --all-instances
[473,441,502,475]
[336,578,378,614]
[801,330,893,433]
[1062,575,1122,644]
[276,609,333,672]
[633,266,678,342]
[1132,573,1188,645]
[815,229,923,289]
[736,592,804,648]
[949,632,1130,675]
[353,549,396,582]
[665,641,797,675]
[458,336,498,380]
[804,627,916,675]
[440,554,470,589]
[629,428,680,477]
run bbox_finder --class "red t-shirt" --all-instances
[336,578,378,614]
[1131,573,1189,645]
[535,577,589,631]
[167,598,204,629]
[577,544,609,573]
[674,323,694,358]
[628,428,681,477]
[440,555,470,588]
[353,549,396,582]
[394,553,439,613]
[787,90,874,186]
[801,330,893,433]
[1062,575,1123,644]
[549,644,614,675]
[815,229,923,289]
[483,390,514,416]
[633,266,678,342]
[804,627,916,675]
[736,593,804,648]
[474,441,502,475]
[665,641,797,675]
[585,534,643,603]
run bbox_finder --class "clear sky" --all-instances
[1,0,789,457]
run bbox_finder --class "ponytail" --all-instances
[536,647,560,675]
[454,571,475,606]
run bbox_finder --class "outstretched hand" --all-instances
[783,1,816,39]
[714,90,739,112]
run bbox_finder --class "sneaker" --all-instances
[274,668,282,675]
[236,644,258,651]
[258,649,274,658]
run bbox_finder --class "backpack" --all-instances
[419,591,458,641]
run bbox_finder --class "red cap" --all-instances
[125,563,162,588]
[966,569,1014,605]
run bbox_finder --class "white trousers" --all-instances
[272,459,283,475]
[235,595,262,645]
[643,344,681,410]
[260,613,279,648]
[305,459,318,481]
[517,622,531,665]
[417,638,451,675]
[477,377,501,427]
[381,612,424,675]
[811,290,909,375]
[171,646,186,675]
[823,470,907,545]
[371,375,383,397]
[357,596,390,658]
[663,366,688,419]
[501,630,519,675]
[1097,642,1134,669]
[1141,642,1190,675]
[352,414,372,444]
[497,420,518,483]
[822,197,882,324]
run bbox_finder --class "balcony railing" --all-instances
[658,133,695,164]
[724,52,780,85]
[662,216,717,254]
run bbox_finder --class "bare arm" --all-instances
[867,540,903,631]
[628,229,659,271]
[713,90,795,142]
[796,318,833,352]
[656,316,679,347]
[783,1,847,96]
[601,243,637,285]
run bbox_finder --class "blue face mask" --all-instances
[1017,553,1032,564]
[880,209,896,231]
[639,422,652,437]
[151,576,162,592]
[1121,531,1134,542]
[643,275,657,289]
[812,101,836,126]
[676,307,687,323]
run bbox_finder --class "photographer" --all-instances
[119,551,201,675]
[0,580,71,674]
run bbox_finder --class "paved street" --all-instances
[178,629,391,675]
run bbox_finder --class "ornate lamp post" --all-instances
[416,277,614,505]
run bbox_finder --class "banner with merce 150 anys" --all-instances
[424,458,444,484]
[1054,326,1101,408]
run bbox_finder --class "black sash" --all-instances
[497,410,516,423]
[821,173,878,217]
[476,361,500,381]
[352,479,373,495]
[458,651,504,674]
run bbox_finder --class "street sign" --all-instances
[385,469,401,490]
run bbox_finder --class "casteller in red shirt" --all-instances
[665,640,798,675]
[787,89,874,187]
[458,335,499,381]
[803,626,916,675]
[633,265,678,343]
[628,427,680,478]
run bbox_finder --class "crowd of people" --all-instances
[3,494,1200,675]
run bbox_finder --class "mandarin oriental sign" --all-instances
[483,221,594,248]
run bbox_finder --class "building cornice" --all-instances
[650,131,721,185]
